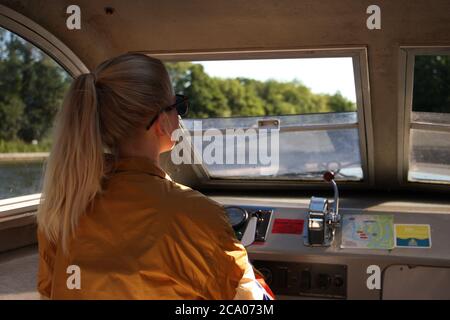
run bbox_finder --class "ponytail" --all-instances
[37,73,105,254]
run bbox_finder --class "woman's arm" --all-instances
[233,253,266,299]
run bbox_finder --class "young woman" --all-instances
[36,53,272,299]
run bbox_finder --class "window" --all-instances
[0,27,71,200]
[405,51,450,184]
[164,52,371,182]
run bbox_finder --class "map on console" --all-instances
[341,214,394,249]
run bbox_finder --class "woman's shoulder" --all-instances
[103,169,231,235]
[160,180,232,234]
[168,181,226,218]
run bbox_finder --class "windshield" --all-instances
[166,57,364,181]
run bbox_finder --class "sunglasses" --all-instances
[146,94,189,130]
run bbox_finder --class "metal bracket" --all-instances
[304,172,341,247]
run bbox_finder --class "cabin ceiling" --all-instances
[1,0,450,191]
[1,0,449,68]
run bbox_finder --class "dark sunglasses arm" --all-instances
[145,95,188,130]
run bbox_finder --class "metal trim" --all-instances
[410,122,450,132]
[399,46,450,186]
[0,4,88,77]
[353,48,374,186]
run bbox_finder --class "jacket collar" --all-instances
[105,154,171,180]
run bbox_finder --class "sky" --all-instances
[194,57,357,103]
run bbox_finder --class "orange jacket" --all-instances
[37,156,259,299]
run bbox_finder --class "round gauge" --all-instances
[225,206,249,229]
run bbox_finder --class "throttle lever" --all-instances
[304,171,341,247]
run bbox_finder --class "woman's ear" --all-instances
[154,113,171,137]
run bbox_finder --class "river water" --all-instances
[0,161,44,200]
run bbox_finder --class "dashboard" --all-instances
[216,195,450,300]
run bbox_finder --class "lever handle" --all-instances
[241,216,258,247]
[323,171,335,182]
[324,171,339,220]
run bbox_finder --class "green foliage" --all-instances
[0,26,359,153]
[165,62,357,118]
[0,95,25,140]
[413,55,450,113]
[326,91,356,113]
[0,28,70,148]
[0,138,51,153]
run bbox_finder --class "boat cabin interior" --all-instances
[0,0,450,300]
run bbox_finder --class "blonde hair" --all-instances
[37,53,174,253]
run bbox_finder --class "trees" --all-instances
[413,55,450,113]
[165,61,356,118]
[0,27,357,148]
[326,92,356,113]
[0,28,70,143]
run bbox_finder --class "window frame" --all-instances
[399,46,450,186]
[0,5,88,212]
[0,4,88,77]
[147,47,374,188]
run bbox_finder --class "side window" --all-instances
[0,27,71,200]
[408,53,450,184]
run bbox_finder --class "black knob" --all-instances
[323,171,335,182]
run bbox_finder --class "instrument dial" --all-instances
[225,206,249,229]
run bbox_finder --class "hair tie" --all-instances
[88,72,97,84]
